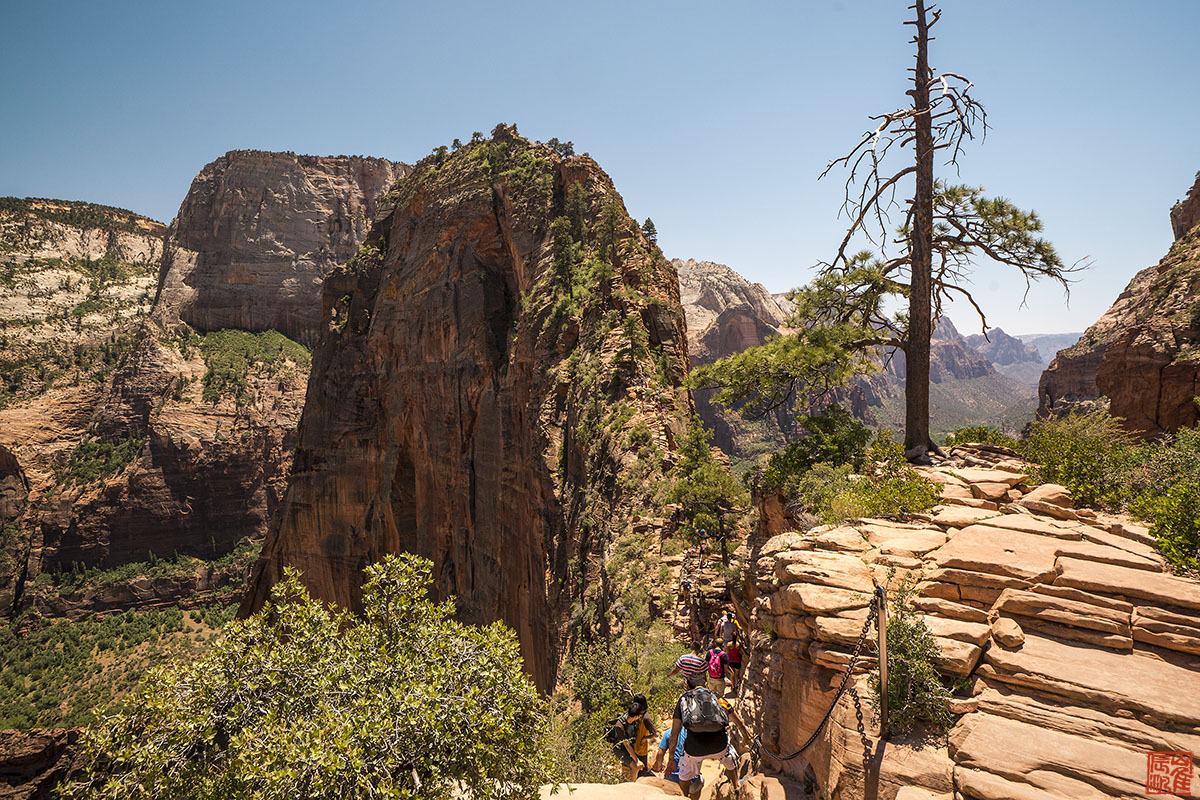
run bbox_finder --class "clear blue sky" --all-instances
[2,1,1197,335]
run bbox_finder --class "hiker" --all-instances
[666,671,740,797]
[725,635,743,688]
[651,721,687,783]
[716,611,738,647]
[607,695,657,782]
[706,642,732,695]
[668,641,707,682]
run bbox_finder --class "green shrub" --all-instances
[870,573,957,734]
[751,404,871,492]
[1139,482,1200,572]
[946,425,1018,449]
[60,555,553,800]
[59,431,145,485]
[1019,412,1134,509]
[789,434,940,524]
[198,329,311,403]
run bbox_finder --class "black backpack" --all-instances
[603,714,627,744]
[679,688,728,733]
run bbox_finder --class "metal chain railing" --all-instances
[753,591,880,762]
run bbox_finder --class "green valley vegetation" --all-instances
[0,197,159,237]
[57,429,146,485]
[59,554,554,800]
[691,0,1076,464]
[0,605,235,729]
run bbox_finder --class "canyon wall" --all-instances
[1040,172,1200,434]
[243,128,695,690]
[155,151,407,344]
[1,151,403,619]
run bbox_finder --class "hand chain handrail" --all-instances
[753,587,882,762]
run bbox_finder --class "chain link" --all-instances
[755,587,881,762]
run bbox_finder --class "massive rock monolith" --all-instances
[156,151,407,343]
[243,128,695,690]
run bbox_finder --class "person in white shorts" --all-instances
[666,672,739,798]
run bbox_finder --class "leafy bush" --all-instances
[1137,482,1200,572]
[751,404,871,492]
[1019,412,1134,509]
[61,555,553,800]
[946,425,1018,449]
[870,574,957,734]
[198,329,311,403]
[789,434,940,524]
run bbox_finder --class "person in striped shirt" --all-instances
[668,641,707,682]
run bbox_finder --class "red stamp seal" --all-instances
[1147,751,1193,796]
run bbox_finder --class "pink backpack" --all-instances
[707,648,724,678]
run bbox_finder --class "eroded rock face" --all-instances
[676,259,794,457]
[1041,172,1200,434]
[243,130,694,690]
[0,152,395,617]
[964,327,1041,367]
[735,452,1200,800]
[156,151,407,343]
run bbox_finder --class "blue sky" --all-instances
[2,0,1197,334]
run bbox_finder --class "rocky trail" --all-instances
[547,444,1200,800]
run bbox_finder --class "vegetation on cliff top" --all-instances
[60,555,553,800]
[0,196,162,236]
[1016,412,1200,572]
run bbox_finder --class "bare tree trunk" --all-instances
[905,0,935,464]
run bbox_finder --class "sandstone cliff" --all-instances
[243,128,695,690]
[1040,172,1200,434]
[736,449,1200,800]
[676,259,794,458]
[155,151,407,344]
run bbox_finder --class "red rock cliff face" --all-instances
[243,129,694,690]
[1040,172,1200,434]
[156,151,408,343]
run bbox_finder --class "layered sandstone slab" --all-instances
[736,456,1200,800]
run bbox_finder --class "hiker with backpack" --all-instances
[666,671,740,797]
[605,695,657,782]
[705,643,734,695]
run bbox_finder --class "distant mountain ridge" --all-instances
[675,259,1038,455]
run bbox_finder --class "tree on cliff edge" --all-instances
[668,417,747,565]
[693,0,1079,463]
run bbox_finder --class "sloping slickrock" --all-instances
[774,551,875,592]
[778,584,870,615]
[930,506,1000,528]
[948,467,1028,487]
[951,713,1150,799]
[1020,483,1073,507]
[1055,556,1200,611]
[978,633,1200,726]
[994,588,1131,637]
[741,456,1200,800]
